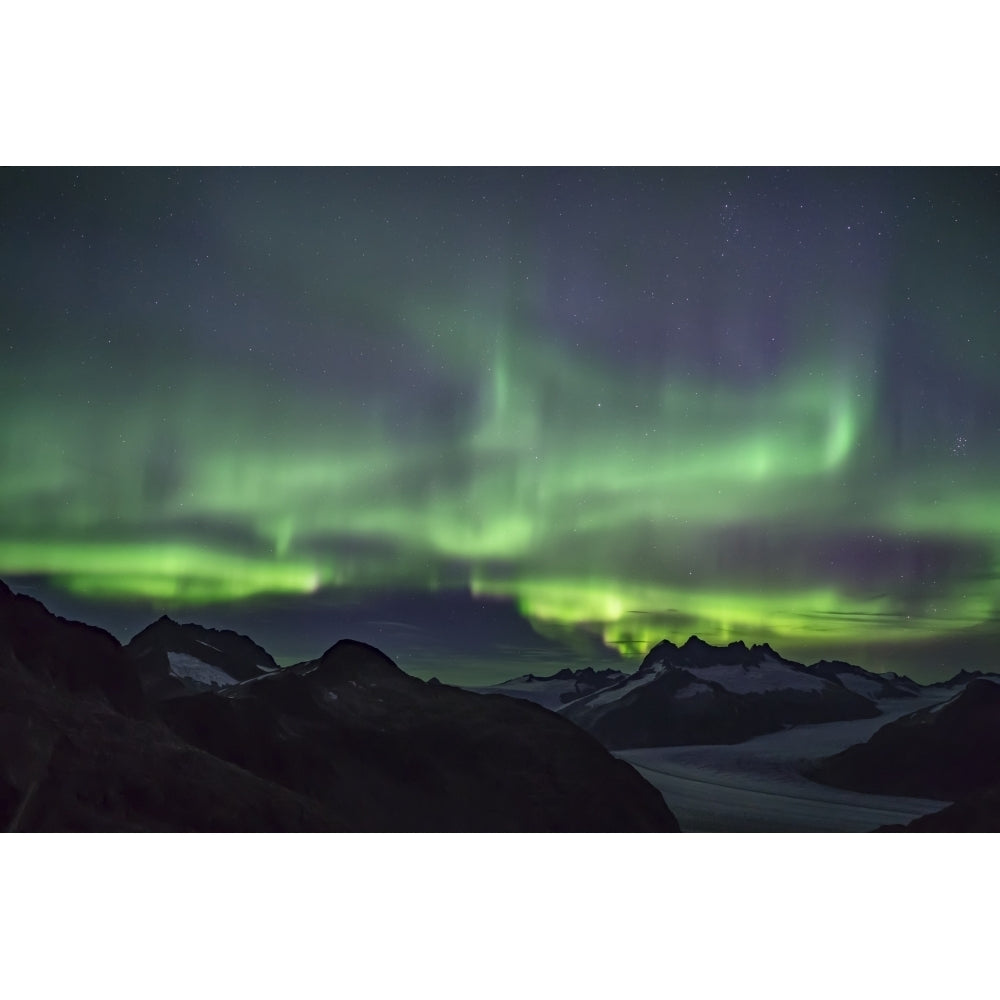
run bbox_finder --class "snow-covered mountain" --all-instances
[805,660,921,699]
[125,615,279,698]
[562,636,882,749]
[466,666,627,711]
[925,668,1000,690]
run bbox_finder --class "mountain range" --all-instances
[465,666,628,711]
[4,576,998,832]
[484,637,904,749]
[0,580,678,832]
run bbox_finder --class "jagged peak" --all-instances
[648,638,679,653]
[682,635,712,650]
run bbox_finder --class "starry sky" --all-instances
[2,167,998,684]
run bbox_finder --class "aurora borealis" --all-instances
[2,167,999,682]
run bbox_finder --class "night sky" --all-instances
[2,167,999,684]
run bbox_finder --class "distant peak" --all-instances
[320,637,394,659]
[650,638,679,652]
[316,638,406,677]
[681,635,711,649]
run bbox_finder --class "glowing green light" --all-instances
[1,297,996,672]
[0,539,326,603]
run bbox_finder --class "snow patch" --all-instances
[256,662,278,673]
[686,657,827,695]
[584,670,663,708]
[167,652,237,688]
[835,672,885,700]
[194,639,221,652]
[675,682,713,699]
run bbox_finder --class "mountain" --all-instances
[562,636,881,750]
[0,580,678,832]
[807,677,1000,801]
[0,579,144,717]
[0,581,341,830]
[466,665,628,711]
[806,660,921,699]
[125,615,279,700]
[157,641,678,832]
[925,668,1000,690]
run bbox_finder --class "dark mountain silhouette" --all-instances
[157,640,677,831]
[0,582,342,830]
[0,579,144,717]
[562,636,881,750]
[0,580,678,832]
[125,614,279,699]
[807,678,1000,801]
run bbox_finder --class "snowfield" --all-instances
[581,669,663,708]
[582,655,828,709]
[675,682,713,699]
[482,679,587,712]
[615,691,955,832]
[683,656,827,694]
[166,652,238,688]
[833,672,886,700]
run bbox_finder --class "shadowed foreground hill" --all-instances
[159,640,679,832]
[831,679,1000,833]
[0,581,678,832]
[807,679,1000,801]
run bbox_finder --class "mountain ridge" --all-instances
[0,579,679,832]
[560,635,888,749]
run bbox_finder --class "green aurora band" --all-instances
[1,168,998,673]
[2,306,997,665]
